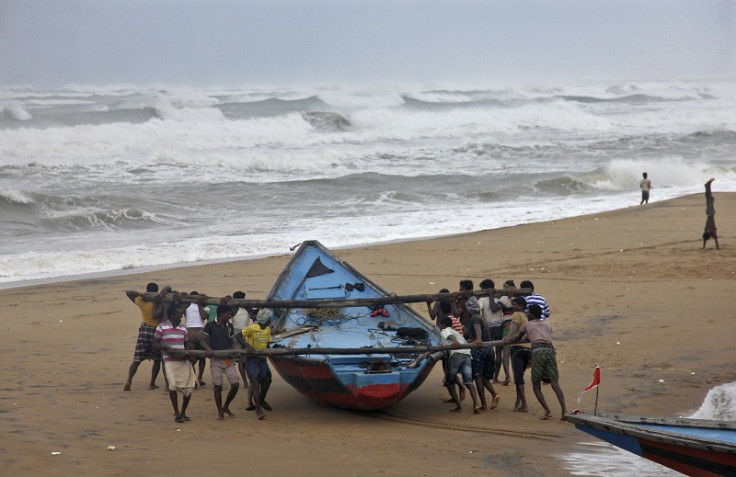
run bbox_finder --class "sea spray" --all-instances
[1,79,735,287]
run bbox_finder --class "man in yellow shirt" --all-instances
[123,282,163,391]
[242,309,274,420]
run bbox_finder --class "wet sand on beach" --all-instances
[2,192,735,476]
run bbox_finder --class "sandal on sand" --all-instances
[262,401,272,412]
[246,405,255,411]
[175,416,186,423]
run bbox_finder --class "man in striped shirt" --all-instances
[520,280,550,320]
[154,302,196,423]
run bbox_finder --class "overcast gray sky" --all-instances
[1,0,734,88]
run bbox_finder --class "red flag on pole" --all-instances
[582,364,600,392]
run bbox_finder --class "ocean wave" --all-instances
[400,95,505,110]
[687,129,736,141]
[39,208,166,232]
[0,104,160,129]
[560,94,677,104]
[300,111,351,130]
[217,96,330,119]
[535,176,593,195]
[689,381,736,421]
[0,189,35,205]
[1,79,735,285]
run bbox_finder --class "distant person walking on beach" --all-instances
[640,172,651,205]
[703,178,720,249]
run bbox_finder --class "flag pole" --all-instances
[594,386,599,416]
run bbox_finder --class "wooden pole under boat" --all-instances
[160,340,504,359]
[127,288,532,309]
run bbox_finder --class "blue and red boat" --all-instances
[566,411,736,476]
[264,240,443,410]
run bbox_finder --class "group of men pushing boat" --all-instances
[123,278,567,422]
[124,283,277,422]
[425,279,567,421]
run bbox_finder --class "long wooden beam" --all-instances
[127,288,531,309]
[162,340,505,359]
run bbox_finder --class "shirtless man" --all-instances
[504,304,567,420]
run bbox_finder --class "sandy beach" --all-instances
[2,192,735,476]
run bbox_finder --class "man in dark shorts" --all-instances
[123,282,163,391]
[640,172,651,205]
[504,296,531,412]
[242,309,275,420]
[467,309,501,411]
[440,316,480,414]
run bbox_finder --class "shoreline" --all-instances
[2,192,735,476]
[0,191,713,292]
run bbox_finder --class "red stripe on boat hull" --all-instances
[640,438,736,477]
[269,356,434,411]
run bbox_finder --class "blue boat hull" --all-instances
[265,241,443,410]
[567,412,736,476]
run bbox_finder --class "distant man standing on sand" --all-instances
[640,172,652,205]
[703,178,720,250]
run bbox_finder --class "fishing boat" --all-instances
[566,411,736,476]
[264,240,444,410]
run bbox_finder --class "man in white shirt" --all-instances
[440,317,480,414]
[230,290,252,388]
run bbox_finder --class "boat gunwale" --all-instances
[566,412,736,454]
[266,240,441,338]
